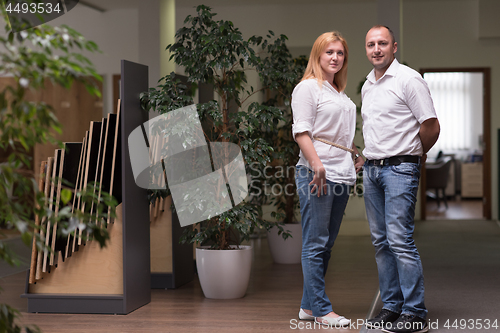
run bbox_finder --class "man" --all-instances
[361,25,440,333]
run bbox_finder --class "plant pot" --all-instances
[267,223,302,264]
[344,196,367,220]
[196,245,253,299]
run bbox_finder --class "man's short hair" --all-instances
[370,25,396,44]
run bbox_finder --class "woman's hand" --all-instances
[295,133,328,197]
[310,164,327,197]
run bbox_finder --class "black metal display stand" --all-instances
[22,60,151,314]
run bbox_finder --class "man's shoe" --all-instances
[382,314,428,333]
[365,308,401,329]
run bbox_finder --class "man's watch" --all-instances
[354,153,361,160]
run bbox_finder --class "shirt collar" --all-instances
[366,58,400,83]
[322,80,340,93]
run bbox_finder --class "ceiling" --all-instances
[79,0,138,11]
[80,0,374,12]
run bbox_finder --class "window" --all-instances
[423,72,483,158]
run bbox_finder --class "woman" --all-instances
[292,31,364,327]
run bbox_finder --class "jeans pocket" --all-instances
[390,163,417,177]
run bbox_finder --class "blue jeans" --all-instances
[363,161,427,319]
[295,165,350,317]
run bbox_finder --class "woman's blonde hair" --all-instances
[301,31,349,92]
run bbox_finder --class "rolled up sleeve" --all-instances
[291,81,318,141]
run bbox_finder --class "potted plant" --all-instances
[141,5,297,299]
[262,56,307,264]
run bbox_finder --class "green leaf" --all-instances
[21,232,32,247]
[61,188,72,205]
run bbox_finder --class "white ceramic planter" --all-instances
[267,223,302,264]
[343,196,367,220]
[196,245,252,299]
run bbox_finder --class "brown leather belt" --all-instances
[366,155,420,166]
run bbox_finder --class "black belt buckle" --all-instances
[375,158,392,166]
[371,159,387,166]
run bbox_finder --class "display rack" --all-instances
[22,60,151,314]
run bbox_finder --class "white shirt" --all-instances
[291,79,357,185]
[361,59,437,160]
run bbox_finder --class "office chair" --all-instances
[426,156,453,209]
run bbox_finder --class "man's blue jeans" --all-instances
[295,165,350,317]
[363,161,427,319]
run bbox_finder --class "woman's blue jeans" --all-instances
[363,161,427,319]
[295,165,350,317]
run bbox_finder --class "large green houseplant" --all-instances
[141,5,299,298]
[262,56,307,264]
[263,56,307,224]
[143,5,299,250]
[0,8,115,332]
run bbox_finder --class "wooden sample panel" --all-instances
[49,148,65,266]
[89,119,107,220]
[54,142,82,259]
[29,161,47,284]
[98,113,117,222]
[73,132,89,252]
[42,149,62,273]
[84,121,102,191]
[35,157,53,280]
[62,143,83,189]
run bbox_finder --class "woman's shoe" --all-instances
[298,308,315,321]
[315,315,351,327]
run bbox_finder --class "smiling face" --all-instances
[319,41,345,84]
[365,27,397,78]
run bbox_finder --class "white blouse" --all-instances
[291,79,357,185]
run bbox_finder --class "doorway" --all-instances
[419,68,491,220]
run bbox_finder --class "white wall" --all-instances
[176,2,376,105]
[47,6,140,116]
[403,0,500,220]
[3,0,497,220]
[177,0,500,221]
[0,6,141,115]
